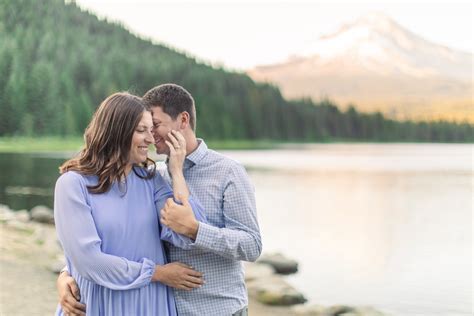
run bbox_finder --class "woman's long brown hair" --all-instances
[60,92,155,193]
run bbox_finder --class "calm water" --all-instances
[1,144,472,315]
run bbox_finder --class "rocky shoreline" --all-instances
[0,204,386,316]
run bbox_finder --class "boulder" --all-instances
[247,275,307,306]
[292,304,327,315]
[49,254,66,274]
[325,305,356,316]
[244,262,274,282]
[5,220,34,233]
[0,205,14,223]
[14,210,30,223]
[30,206,54,224]
[291,305,385,316]
[258,252,299,274]
[353,306,386,316]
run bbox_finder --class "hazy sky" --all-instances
[75,0,473,70]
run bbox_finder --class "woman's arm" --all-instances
[54,172,156,290]
[165,130,189,201]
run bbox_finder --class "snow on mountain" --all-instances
[248,13,473,122]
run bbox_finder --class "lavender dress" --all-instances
[54,168,206,316]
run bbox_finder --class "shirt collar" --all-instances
[185,139,208,168]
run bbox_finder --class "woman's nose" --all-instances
[145,131,154,144]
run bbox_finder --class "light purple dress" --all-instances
[54,168,206,316]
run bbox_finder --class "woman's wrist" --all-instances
[168,166,184,177]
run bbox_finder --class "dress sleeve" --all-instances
[54,172,156,290]
[153,173,208,249]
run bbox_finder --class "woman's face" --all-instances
[129,111,154,165]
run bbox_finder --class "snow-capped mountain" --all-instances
[248,13,473,122]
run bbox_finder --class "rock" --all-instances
[0,204,12,213]
[325,305,356,316]
[0,205,14,223]
[14,210,30,223]
[30,206,54,224]
[353,306,386,316]
[291,305,385,316]
[248,275,307,306]
[6,220,34,233]
[49,254,66,273]
[292,304,326,315]
[258,252,299,274]
[244,262,274,282]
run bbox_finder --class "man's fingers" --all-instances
[71,301,86,312]
[63,300,86,316]
[68,281,81,301]
[65,296,86,312]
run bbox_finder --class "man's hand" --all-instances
[57,271,86,316]
[161,194,199,239]
[153,262,204,291]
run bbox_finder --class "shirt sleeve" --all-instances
[153,173,208,249]
[54,172,156,290]
[192,163,262,262]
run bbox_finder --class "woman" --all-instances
[54,92,205,315]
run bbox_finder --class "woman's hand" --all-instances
[166,130,186,176]
[152,262,204,290]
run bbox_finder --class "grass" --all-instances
[0,137,85,153]
[0,137,284,153]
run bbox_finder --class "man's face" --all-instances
[151,106,181,155]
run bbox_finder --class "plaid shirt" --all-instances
[162,139,262,315]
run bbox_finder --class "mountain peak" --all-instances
[248,13,473,122]
[354,12,398,31]
[306,12,409,60]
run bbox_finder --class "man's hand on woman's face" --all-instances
[57,272,86,316]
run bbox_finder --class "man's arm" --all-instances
[193,163,262,261]
[57,271,86,316]
[162,163,262,262]
[57,262,204,315]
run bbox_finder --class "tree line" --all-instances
[0,0,472,142]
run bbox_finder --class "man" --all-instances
[57,84,262,315]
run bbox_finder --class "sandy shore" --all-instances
[0,223,293,315]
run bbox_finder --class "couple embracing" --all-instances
[54,84,261,316]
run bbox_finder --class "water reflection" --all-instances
[0,153,66,210]
[0,144,472,315]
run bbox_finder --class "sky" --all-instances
[74,0,473,70]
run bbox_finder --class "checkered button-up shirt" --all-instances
[163,139,262,315]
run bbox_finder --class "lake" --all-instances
[0,143,472,315]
